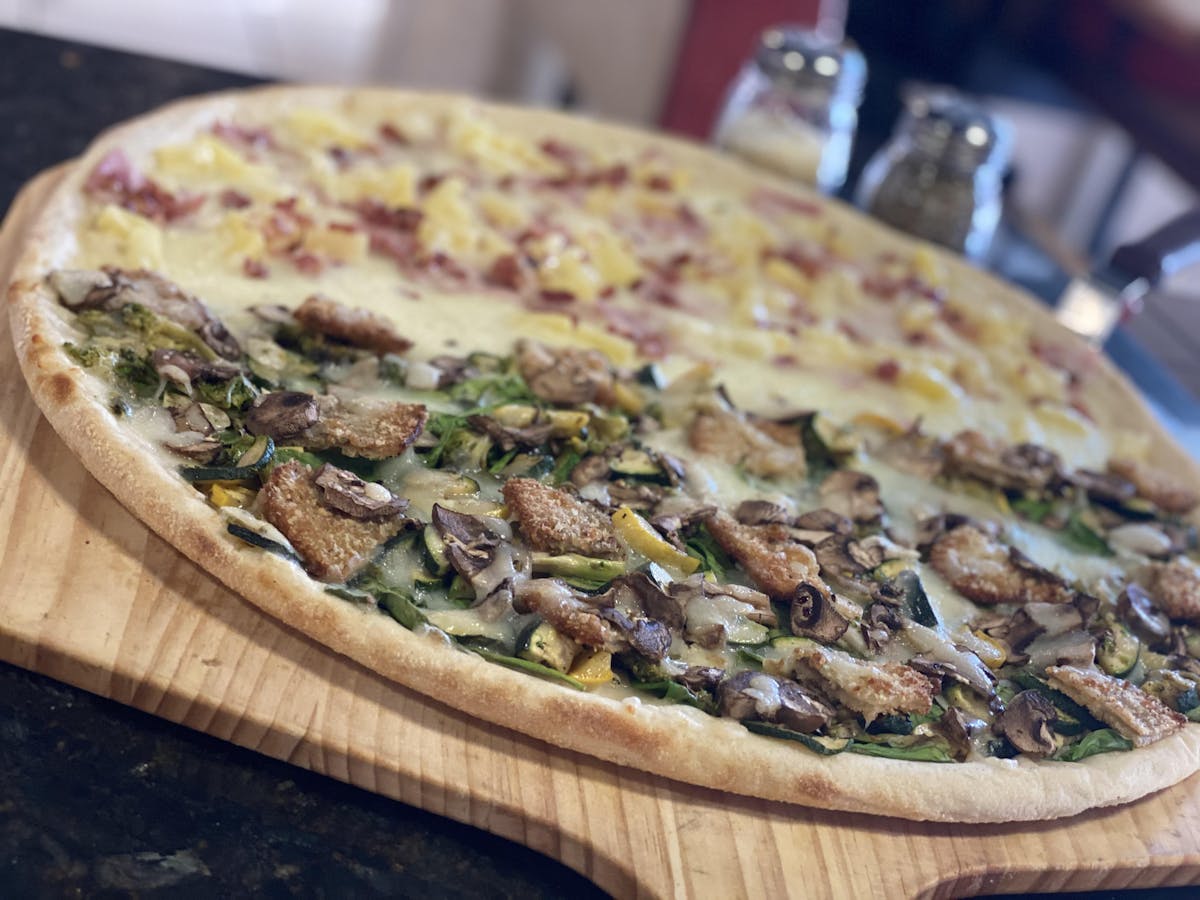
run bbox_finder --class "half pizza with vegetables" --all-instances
[44,267,1200,770]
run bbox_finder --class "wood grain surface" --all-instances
[3,167,1200,899]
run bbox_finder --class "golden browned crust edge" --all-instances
[8,85,1200,823]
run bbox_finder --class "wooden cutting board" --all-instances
[3,166,1200,900]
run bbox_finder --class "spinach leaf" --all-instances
[1011,496,1053,523]
[450,373,536,407]
[1052,728,1133,762]
[848,739,955,762]
[552,449,583,485]
[684,525,733,577]
[471,647,586,690]
[743,721,850,755]
[629,679,715,713]
[1063,512,1112,557]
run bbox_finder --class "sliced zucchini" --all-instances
[1097,623,1140,677]
[743,721,851,755]
[530,552,626,584]
[516,619,580,673]
[609,446,665,481]
[869,559,912,581]
[635,363,667,389]
[769,635,819,652]
[885,569,938,628]
[1011,672,1099,735]
[422,525,451,577]
[945,682,991,719]
[235,434,274,468]
[180,436,275,483]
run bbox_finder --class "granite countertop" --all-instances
[0,25,1195,899]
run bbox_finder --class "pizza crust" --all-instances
[9,85,1200,823]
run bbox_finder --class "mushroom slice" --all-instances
[813,534,871,580]
[606,572,685,631]
[717,671,833,733]
[790,582,850,643]
[704,511,821,600]
[431,504,503,581]
[48,268,114,308]
[688,406,806,479]
[1025,629,1097,671]
[999,602,1085,652]
[678,665,724,694]
[1068,469,1137,506]
[293,293,413,355]
[1137,559,1200,624]
[875,426,944,479]
[794,508,853,536]
[669,575,776,627]
[150,349,242,384]
[818,470,883,524]
[902,621,997,697]
[936,706,977,761]
[259,461,413,582]
[1045,665,1186,746]
[1108,457,1200,515]
[163,432,222,463]
[54,267,242,359]
[467,414,554,451]
[860,601,902,653]
[943,430,1060,492]
[515,339,614,406]
[735,499,791,526]
[996,690,1059,756]
[787,644,936,723]
[313,463,409,521]
[503,477,622,559]
[928,525,1074,605]
[245,391,319,441]
[1121,582,1173,639]
[597,607,673,660]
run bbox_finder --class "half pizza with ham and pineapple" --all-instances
[10,87,1200,822]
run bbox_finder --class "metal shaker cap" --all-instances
[754,26,866,102]
[899,85,1012,172]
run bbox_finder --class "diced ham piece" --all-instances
[84,149,205,223]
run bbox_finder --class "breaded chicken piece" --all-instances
[303,395,427,459]
[260,461,410,582]
[1139,558,1200,623]
[1108,457,1200,515]
[503,477,622,559]
[1046,665,1186,747]
[929,524,1074,605]
[789,644,936,722]
[705,511,822,600]
[688,407,806,479]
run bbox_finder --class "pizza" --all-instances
[9,87,1200,823]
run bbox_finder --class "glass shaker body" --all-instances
[714,27,865,194]
[856,89,1011,261]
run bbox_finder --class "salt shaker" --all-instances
[713,26,866,194]
[856,87,1012,261]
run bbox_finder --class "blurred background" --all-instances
[1,0,1199,396]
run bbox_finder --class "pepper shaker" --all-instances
[856,86,1012,261]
